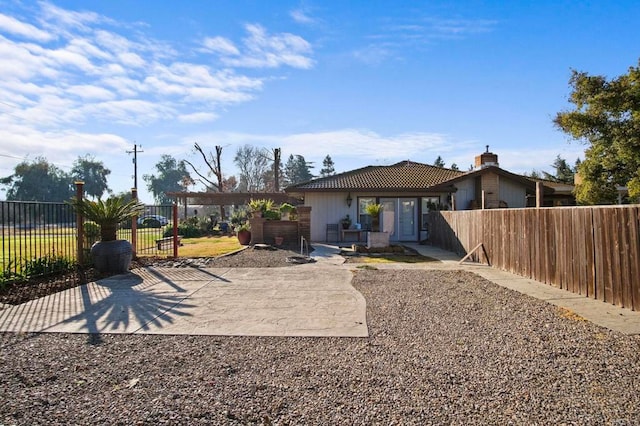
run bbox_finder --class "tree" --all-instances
[260,147,283,192]
[320,155,335,177]
[143,155,193,204]
[71,154,111,199]
[525,170,543,179]
[234,145,269,191]
[433,156,445,168]
[284,154,314,186]
[526,155,577,183]
[450,163,459,171]
[0,157,72,201]
[547,155,575,184]
[183,143,224,192]
[554,61,640,204]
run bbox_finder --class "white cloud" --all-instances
[201,36,239,55]
[426,18,498,38]
[0,13,53,42]
[352,44,395,66]
[38,1,103,33]
[0,3,312,133]
[218,23,314,69]
[0,123,129,171]
[65,84,115,101]
[178,112,219,123]
[81,99,176,126]
[290,8,315,25]
[184,128,472,166]
[355,16,498,65]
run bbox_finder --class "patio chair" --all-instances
[326,223,339,242]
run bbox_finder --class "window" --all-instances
[358,197,375,230]
[421,197,439,230]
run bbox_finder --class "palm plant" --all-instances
[365,203,384,232]
[69,197,145,241]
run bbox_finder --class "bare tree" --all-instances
[234,145,269,191]
[183,143,229,219]
[183,143,224,192]
[260,147,282,192]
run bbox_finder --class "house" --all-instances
[285,148,575,243]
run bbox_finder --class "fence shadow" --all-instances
[0,270,201,343]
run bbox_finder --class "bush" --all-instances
[0,261,21,287]
[22,254,75,277]
[263,209,281,220]
[230,208,250,227]
[83,221,101,246]
[162,221,203,238]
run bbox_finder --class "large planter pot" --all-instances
[367,231,390,249]
[237,230,252,245]
[90,239,132,274]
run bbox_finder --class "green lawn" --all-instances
[2,228,240,273]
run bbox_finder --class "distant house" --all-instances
[285,149,575,243]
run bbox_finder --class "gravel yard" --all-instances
[2,249,640,424]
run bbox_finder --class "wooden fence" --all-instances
[428,206,640,311]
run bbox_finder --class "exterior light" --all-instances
[346,193,352,208]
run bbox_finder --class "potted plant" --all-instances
[340,214,352,230]
[235,222,252,245]
[279,203,296,220]
[248,198,274,218]
[365,203,384,232]
[69,196,145,274]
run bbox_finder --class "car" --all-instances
[137,214,169,228]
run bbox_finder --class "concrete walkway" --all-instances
[1,243,639,336]
[0,256,368,337]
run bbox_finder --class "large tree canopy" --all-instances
[554,61,640,204]
[320,155,335,177]
[71,154,111,199]
[1,157,73,201]
[284,154,314,185]
[233,145,269,192]
[143,155,193,204]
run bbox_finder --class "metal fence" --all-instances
[1,201,77,280]
[1,201,177,283]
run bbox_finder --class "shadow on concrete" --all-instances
[0,271,198,344]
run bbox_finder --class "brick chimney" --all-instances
[475,145,499,169]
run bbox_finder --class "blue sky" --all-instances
[1,0,639,202]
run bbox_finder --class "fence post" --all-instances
[131,188,138,257]
[536,181,543,208]
[172,203,179,258]
[75,181,84,266]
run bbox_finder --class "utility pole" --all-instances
[126,143,143,190]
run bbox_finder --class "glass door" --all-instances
[399,199,417,241]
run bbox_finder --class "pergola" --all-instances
[165,192,304,218]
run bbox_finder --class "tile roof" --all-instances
[285,160,465,192]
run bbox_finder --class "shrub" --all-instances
[0,261,21,288]
[230,208,250,226]
[83,221,101,246]
[22,254,75,277]
[263,209,281,220]
[279,203,295,213]
[162,220,203,238]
